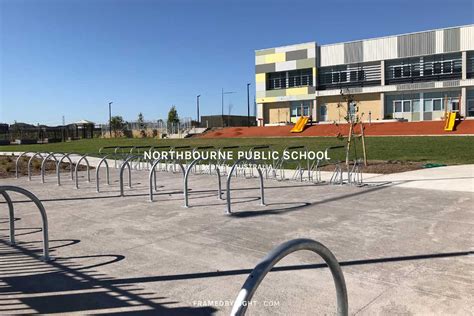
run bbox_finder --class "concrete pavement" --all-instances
[0,159,473,315]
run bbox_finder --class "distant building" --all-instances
[200,115,256,128]
[255,25,474,126]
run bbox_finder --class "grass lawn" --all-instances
[0,136,473,165]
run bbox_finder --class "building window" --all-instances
[393,100,412,113]
[423,100,432,112]
[290,101,311,117]
[394,101,403,113]
[403,100,411,112]
[268,69,312,90]
[386,53,462,84]
[433,99,443,111]
[467,99,474,117]
[424,98,443,112]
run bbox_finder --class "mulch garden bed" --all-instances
[0,155,91,179]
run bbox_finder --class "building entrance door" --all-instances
[319,105,327,122]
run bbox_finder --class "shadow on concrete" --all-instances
[0,239,216,315]
[98,250,474,285]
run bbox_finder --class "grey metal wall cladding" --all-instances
[443,80,460,87]
[444,28,460,52]
[286,49,307,61]
[397,31,436,57]
[255,63,275,74]
[344,41,363,64]
[396,82,435,91]
[265,89,286,97]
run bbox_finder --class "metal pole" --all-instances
[247,83,251,127]
[108,102,113,137]
[197,95,201,126]
[221,88,224,127]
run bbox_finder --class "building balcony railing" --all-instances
[316,80,381,91]
[385,73,462,85]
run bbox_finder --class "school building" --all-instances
[255,25,474,126]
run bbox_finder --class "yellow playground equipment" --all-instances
[290,116,309,133]
[444,112,457,131]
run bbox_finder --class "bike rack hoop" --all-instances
[231,238,348,316]
[0,185,50,261]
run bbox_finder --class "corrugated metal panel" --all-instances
[362,37,397,62]
[320,44,344,66]
[460,25,474,51]
[444,28,460,52]
[435,30,444,54]
[396,82,436,91]
[344,41,363,64]
[443,80,460,87]
[397,31,436,57]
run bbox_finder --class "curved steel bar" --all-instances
[74,154,91,189]
[40,152,60,183]
[183,158,222,208]
[0,185,50,261]
[0,191,15,245]
[148,158,163,202]
[15,151,35,178]
[119,155,140,196]
[231,238,348,316]
[27,152,47,181]
[96,154,112,193]
[226,158,265,214]
[56,153,75,185]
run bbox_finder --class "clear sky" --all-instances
[0,0,473,125]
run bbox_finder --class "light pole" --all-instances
[196,95,201,126]
[247,83,251,127]
[221,88,235,127]
[108,102,113,137]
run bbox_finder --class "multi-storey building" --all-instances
[255,25,474,125]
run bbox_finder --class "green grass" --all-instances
[1,136,473,164]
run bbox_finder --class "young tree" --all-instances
[167,106,179,133]
[110,115,125,137]
[138,112,144,125]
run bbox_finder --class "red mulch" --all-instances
[199,120,474,138]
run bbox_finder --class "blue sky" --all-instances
[1,0,473,125]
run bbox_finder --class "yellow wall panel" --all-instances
[265,53,286,63]
[286,87,309,96]
[255,73,266,83]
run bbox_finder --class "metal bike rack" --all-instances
[96,154,112,193]
[226,158,265,215]
[74,154,91,189]
[273,146,311,182]
[40,152,60,183]
[217,146,240,175]
[148,158,162,202]
[183,158,223,207]
[320,146,345,185]
[231,238,348,316]
[113,146,135,168]
[0,185,51,261]
[330,162,344,185]
[15,151,35,178]
[348,159,363,186]
[119,155,142,196]
[191,146,215,174]
[56,153,75,185]
[248,145,274,179]
[27,152,47,181]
